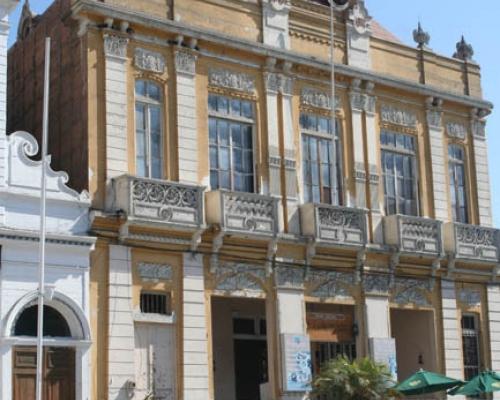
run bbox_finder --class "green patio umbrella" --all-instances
[449,371,500,396]
[394,370,462,396]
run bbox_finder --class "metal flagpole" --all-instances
[35,37,51,400]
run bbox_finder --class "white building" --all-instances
[0,2,95,399]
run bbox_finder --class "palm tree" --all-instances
[312,357,401,400]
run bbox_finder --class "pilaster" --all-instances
[487,284,500,400]
[182,253,210,400]
[0,20,9,188]
[426,98,448,221]
[104,34,130,183]
[272,266,311,400]
[441,279,464,400]
[470,109,493,227]
[349,79,366,209]
[362,83,383,244]
[107,245,135,400]
[175,46,199,184]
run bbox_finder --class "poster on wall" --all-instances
[369,337,398,381]
[281,334,312,392]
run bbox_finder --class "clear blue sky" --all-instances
[7,1,499,227]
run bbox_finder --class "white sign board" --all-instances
[281,334,312,392]
[369,337,398,381]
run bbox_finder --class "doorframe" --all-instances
[1,290,92,400]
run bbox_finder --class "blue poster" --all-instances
[282,334,312,392]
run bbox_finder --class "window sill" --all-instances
[133,312,176,325]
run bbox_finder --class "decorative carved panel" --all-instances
[447,223,500,262]
[392,278,433,306]
[138,263,173,281]
[208,68,256,94]
[307,269,355,299]
[381,105,417,128]
[274,266,305,289]
[213,262,266,292]
[458,288,481,307]
[301,87,340,110]
[446,122,467,140]
[426,110,443,129]
[363,274,391,295]
[175,50,196,75]
[135,48,166,73]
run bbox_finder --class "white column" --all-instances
[264,71,281,198]
[488,284,500,400]
[182,253,210,400]
[427,105,448,221]
[0,20,9,188]
[349,84,366,209]
[471,114,493,227]
[281,74,299,234]
[108,245,135,400]
[103,34,129,182]
[0,345,12,400]
[273,267,309,400]
[363,88,383,244]
[441,279,464,400]
[175,49,199,184]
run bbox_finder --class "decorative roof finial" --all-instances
[453,35,474,61]
[413,22,430,49]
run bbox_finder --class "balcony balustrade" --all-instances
[444,222,500,263]
[113,175,205,229]
[205,190,280,236]
[300,204,367,247]
[384,215,442,256]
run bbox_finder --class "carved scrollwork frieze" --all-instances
[458,288,481,307]
[104,34,129,59]
[213,262,267,292]
[209,68,256,94]
[135,48,166,74]
[307,269,355,299]
[381,104,417,129]
[392,277,433,306]
[446,122,467,140]
[138,263,173,282]
[301,87,341,111]
[274,266,305,289]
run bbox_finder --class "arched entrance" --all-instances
[1,291,91,400]
[12,305,75,400]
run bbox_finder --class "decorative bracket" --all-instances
[356,249,367,284]
[447,254,456,279]
[266,238,279,276]
[431,257,441,277]
[210,231,225,273]
[190,227,205,254]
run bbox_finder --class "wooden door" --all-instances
[134,323,176,400]
[13,347,75,400]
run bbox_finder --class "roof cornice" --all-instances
[69,0,493,111]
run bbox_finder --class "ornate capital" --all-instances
[175,50,197,76]
[266,0,291,11]
[138,263,173,281]
[135,48,166,74]
[209,68,256,94]
[274,266,305,289]
[363,274,390,295]
[472,119,486,140]
[350,91,366,112]
[381,104,417,128]
[104,34,129,59]
[266,73,293,96]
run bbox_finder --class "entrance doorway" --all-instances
[306,303,357,375]
[212,297,268,400]
[390,309,438,381]
[13,347,76,400]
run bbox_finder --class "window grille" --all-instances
[140,292,171,315]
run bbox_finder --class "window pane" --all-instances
[208,94,218,112]
[136,104,146,130]
[219,147,230,170]
[311,163,319,185]
[318,117,329,133]
[217,96,229,114]
[231,99,241,116]
[210,146,218,169]
[209,119,217,144]
[243,125,253,148]
[210,170,219,189]
[218,121,229,145]
[233,148,243,172]
[136,132,146,159]
[243,150,253,173]
[242,101,253,118]
[148,83,161,101]
[135,80,146,96]
[150,106,161,132]
[220,171,231,189]
[151,158,161,179]
[234,172,243,192]
[312,185,321,203]
[232,124,242,147]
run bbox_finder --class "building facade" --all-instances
[6,1,500,400]
[0,2,96,400]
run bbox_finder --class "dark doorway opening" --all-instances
[234,339,268,400]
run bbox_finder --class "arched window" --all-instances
[135,80,163,179]
[14,305,71,338]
